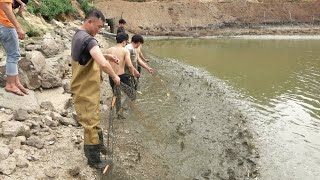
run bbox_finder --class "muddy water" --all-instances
[143,38,320,179]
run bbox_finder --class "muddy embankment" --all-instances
[96,0,320,36]
[99,34,260,179]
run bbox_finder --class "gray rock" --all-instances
[16,136,26,144]
[2,121,25,137]
[0,145,10,161]
[43,115,54,127]
[68,166,80,177]
[40,101,55,111]
[44,168,58,178]
[26,136,44,149]
[40,55,67,89]
[50,111,62,121]
[51,19,64,28]
[9,137,22,150]
[40,35,64,57]
[13,108,30,121]
[35,87,72,112]
[0,89,39,111]
[59,117,78,127]
[62,79,71,94]
[25,44,42,51]
[0,157,16,175]
[15,155,29,168]
[23,125,31,138]
[0,112,12,124]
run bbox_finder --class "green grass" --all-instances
[28,0,76,21]
[77,0,94,13]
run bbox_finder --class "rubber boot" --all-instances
[98,129,107,155]
[84,145,111,171]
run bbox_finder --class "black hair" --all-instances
[84,9,106,23]
[116,33,129,43]
[131,34,144,44]
[119,19,126,24]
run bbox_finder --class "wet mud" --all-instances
[100,52,259,179]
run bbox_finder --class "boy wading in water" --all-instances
[106,33,140,91]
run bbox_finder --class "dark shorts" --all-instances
[109,73,137,92]
[13,0,29,9]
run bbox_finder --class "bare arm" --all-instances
[90,46,120,85]
[103,54,119,65]
[137,46,148,62]
[137,56,153,73]
[0,2,25,39]
[124,49,140,78]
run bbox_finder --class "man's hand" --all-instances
[16,27,25,40]
[21,3,27,10]
[134,69,140,78]
[147,67,153,74]
[104,54,119,65]
[112,75,121,86]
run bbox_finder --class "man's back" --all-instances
[106,46,128,75]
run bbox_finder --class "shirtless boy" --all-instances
[105,33,140,90]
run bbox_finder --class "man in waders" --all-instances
[70,9,120,171]
[106,33,140,91]
[125,34,153,90]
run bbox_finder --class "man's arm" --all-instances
[137,55,153,73]
[124,49,140,78]
[103,54,119,65]
[137,46,148,62]
[0,2,25,39]
[90,46,120,85]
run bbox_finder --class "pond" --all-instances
[143,38,320,179]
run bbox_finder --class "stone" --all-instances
[0,89,40,111]
[26,136,45,149]
[9,137,22,150]
[0,112,12,124]
[40,101,55,111]
[16,136,27,144]
[2,121,25,137]
[15,155,29,168]
[0,145,10,161]
[44,168,57,178]
[68,166,80,177]
[59,117,78,127]
[0,157,16,175]
[43,115,54,127]
[13,108,30,121]
[35,87,72,112]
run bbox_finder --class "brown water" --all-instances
[144,38,320,179]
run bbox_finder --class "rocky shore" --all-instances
[0,16,115,179]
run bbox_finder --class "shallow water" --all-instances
[144,38,320,179]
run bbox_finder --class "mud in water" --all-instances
[100,48,259,179]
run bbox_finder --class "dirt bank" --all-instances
[95,0,320,36]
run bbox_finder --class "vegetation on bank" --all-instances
[28,0,93,21]
[22,0,93,37]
